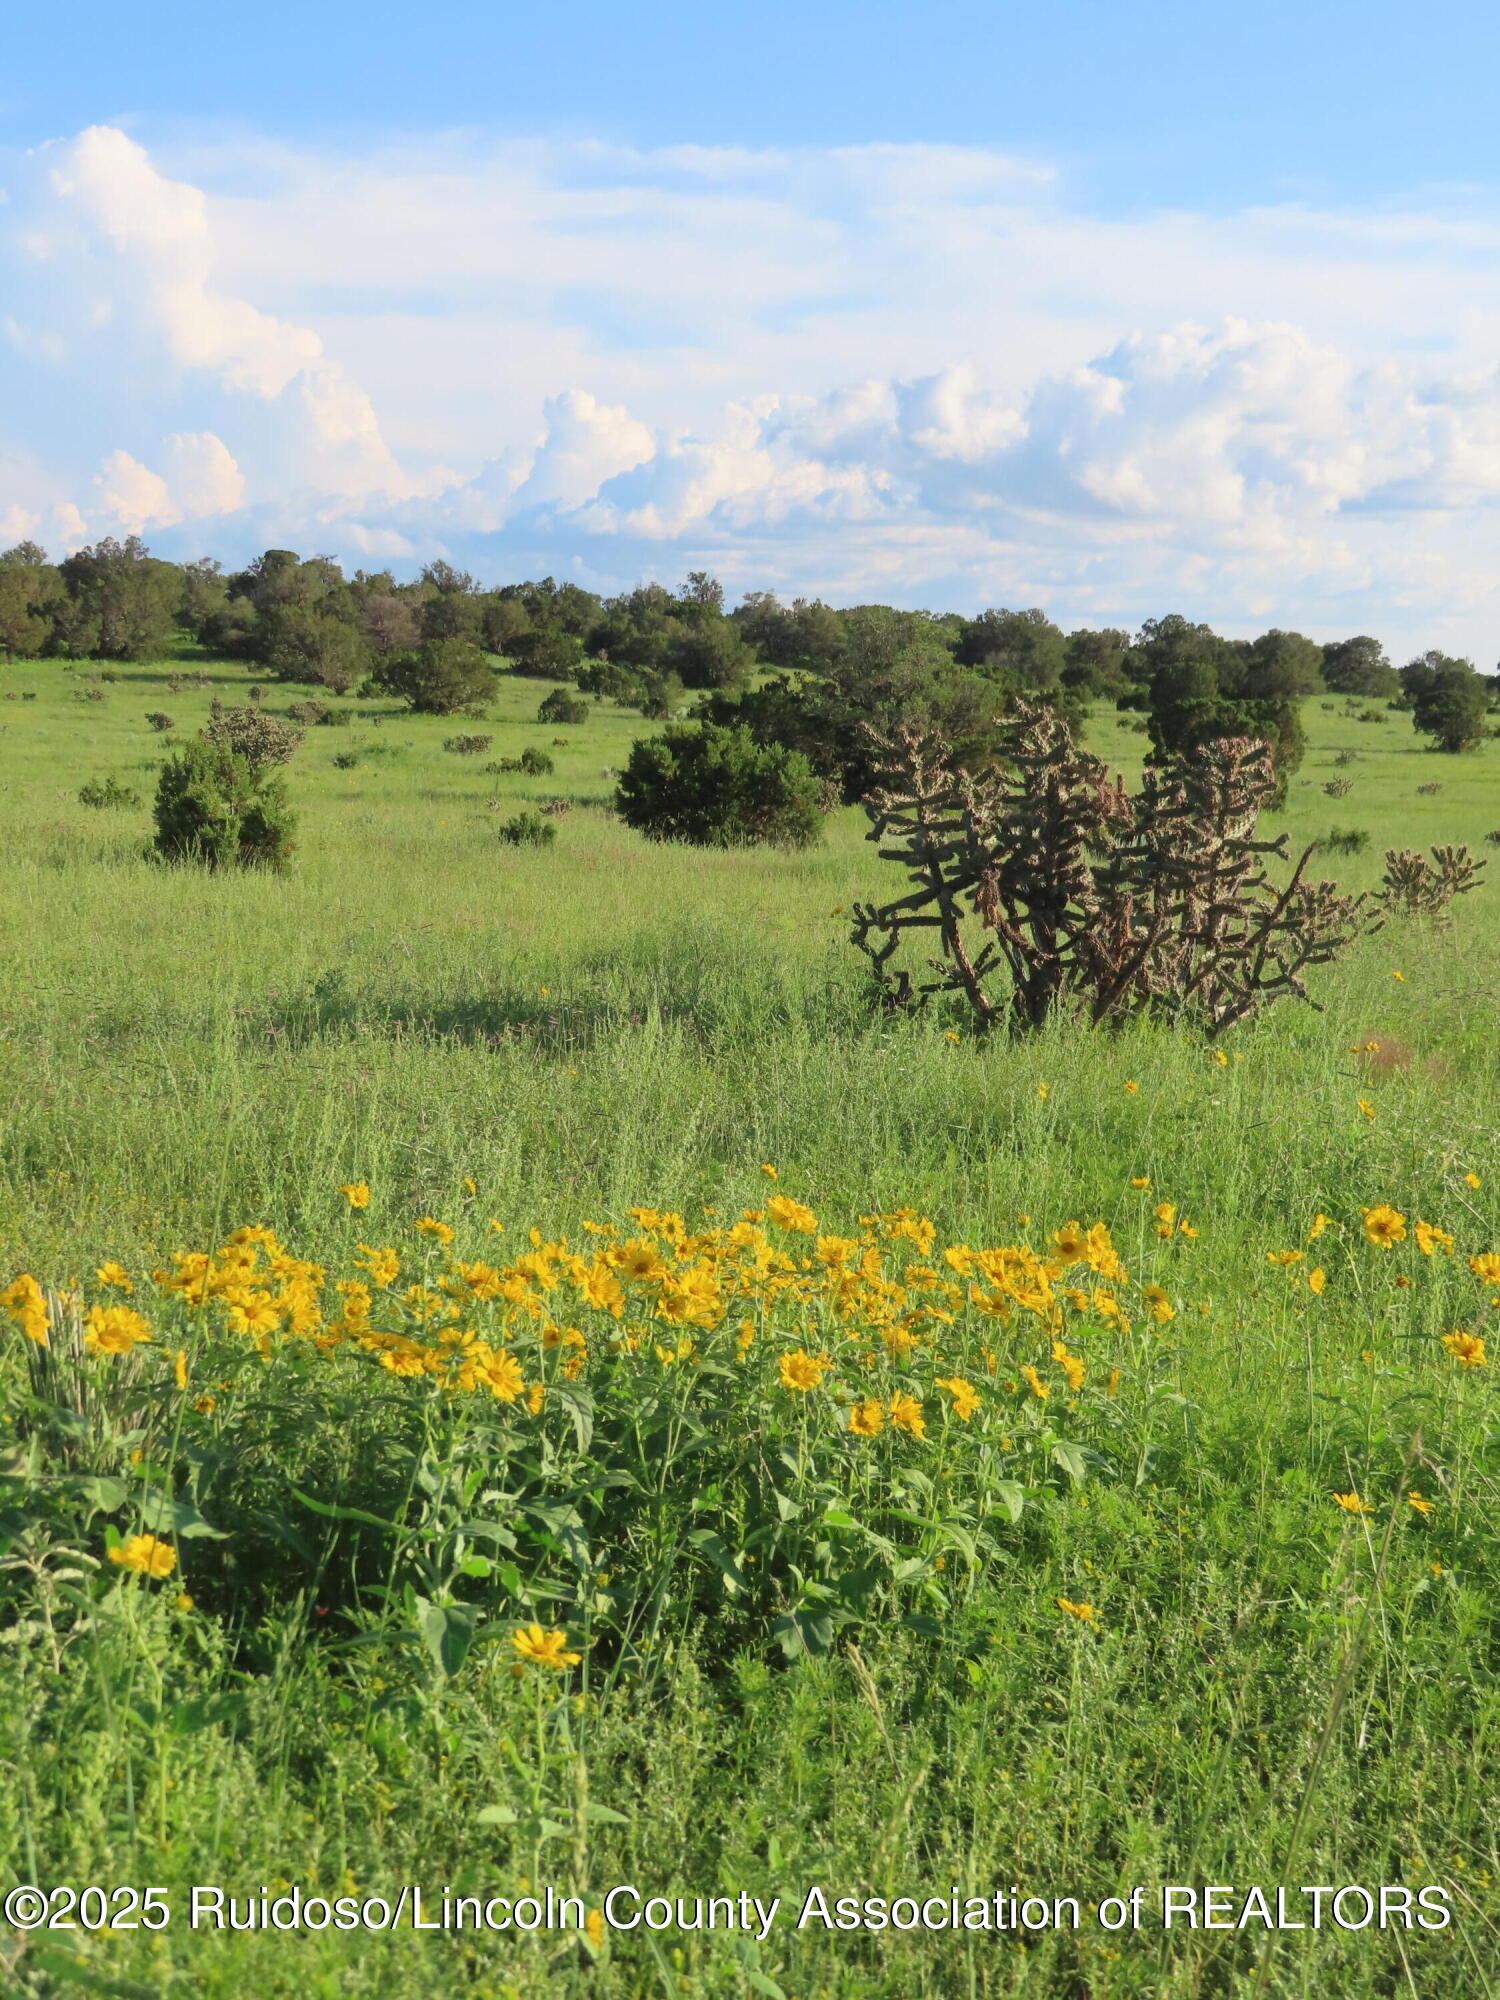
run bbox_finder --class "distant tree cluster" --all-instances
[4,538,1496,810]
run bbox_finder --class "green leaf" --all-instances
[686,1528,746,1596]
[774,1606,835,1659]
[1050,1441,1088,1485]
[133,1490,227,1540]
[291,1487,403,1534]
[414,1596,479,1678]
[476,1804,518,1826]
[583,1802,629,1825]
[993,1481,1026,1523]
[78,1476,129,1513]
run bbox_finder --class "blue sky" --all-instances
[5,2,1500,656]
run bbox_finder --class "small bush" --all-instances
[77,776,141,810]
[1416,782,1442,795]
[287,699,330,726]
[332,751,362,770]
[74,686,107,703]
[443,733,493,755]
[166,675,183,695]
[520,746,554,776]
[498,809,556,847]
[537,688,589,727]
[616,722,825,848]
[145,711,175,732]
[1332,749,1357,767]
[205,706,304,770]
[315,706,353,727]
[1322,778,1353,798]
[1318,827,1369,855]
[539,797,572,816]
[153,736,296,870]
[1485,828,1500,845]
[1358,708,1388,724]
[249,686,265,705]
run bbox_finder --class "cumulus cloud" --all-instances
[8,123,1500,652]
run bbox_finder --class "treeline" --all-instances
[2,536,1495,787]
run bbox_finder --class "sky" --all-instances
[5,1,1500,658]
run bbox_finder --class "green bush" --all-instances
[498,808,556,847]
[373,638,498,716]
[77,776,141,810]
[152,736,296,870]
[615,722,824,848]
[536,688,589,727]
[443,733,493,755]
[144,711,174,732]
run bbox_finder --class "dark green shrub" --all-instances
[520,746,554,776]
[145,711,174,732]
[373,638,498,715]
[286,698,329,726]
[258,605,369,693]
[498,809,556,847]
[153,737,296,870]
[78,776,141,810]
[615,722,825,848]
[1323,778,1353,798]
[1319,827,1370,855]
[537,688,589,727]
[332,750,362,769]
[443,733,493,755]
[74,686,107,703]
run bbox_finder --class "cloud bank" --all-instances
[6,124,1500,655]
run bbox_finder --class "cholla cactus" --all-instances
[1378,844,1485,916]
[851,703,1373,1034]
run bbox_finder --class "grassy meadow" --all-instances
[0,653,1497,1998]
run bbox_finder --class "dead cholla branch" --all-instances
[850,701,1374,1035]
[1377,843,1486,916]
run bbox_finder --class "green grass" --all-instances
[0,656,1496,1998]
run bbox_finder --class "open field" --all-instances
[1,655,1497,1998]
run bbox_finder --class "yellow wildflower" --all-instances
[1465,1173,1481,1190]
[933,1375,980,1421]
[1267,1249,1303,1266]
[1307,1213,1330,1242]
[888,1392,925,1438]
[1469,1252,1500,1286]
[1130,1176,1151,1189]
[1036,1083,1049,1100]
[1333,1492,1374,1516]
[1362,1205,1406,1249]
[109,1534,176,1578]
[1415,1220,1454,1258]
[1056,1597,1096,1622]
[1124,1080,1139,1094]
[1308,1267,1327,1295]
[1406,1490,1433,1517]
[511,1624,582,1670]
[848,1398,885,1438]
[766,1194,817,1235]
[83,1304,153,1356]
[414,1216,455,1245]
[96,1261,133,1292]
[1051,1340,1086,1392]
[1441,1329,1486,1370]
[1358,1099,1375,1122]
[338,1181,371,1210]
[779,1348,828,1393]
[1020,1364,1049,1400]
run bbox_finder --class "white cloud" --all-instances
[8,124,1500,653]
[94,449,177,532]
